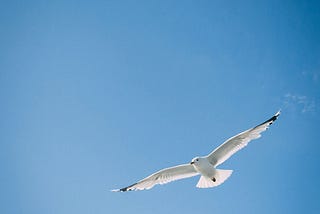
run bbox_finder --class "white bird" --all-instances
[112,111,280,192]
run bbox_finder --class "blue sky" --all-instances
[1,0,320,213]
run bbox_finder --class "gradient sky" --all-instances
[1,0,320,214]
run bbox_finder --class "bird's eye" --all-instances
[196,159,199,161]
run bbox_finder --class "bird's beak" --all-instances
[190,161,194,165]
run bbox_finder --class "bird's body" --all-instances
[112,111,280,192]
[190,157,232,188]
[191,157,215,178]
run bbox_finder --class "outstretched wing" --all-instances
[206,111,280,167]
[112,164,199,192]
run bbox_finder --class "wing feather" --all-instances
[206,111,280,167]
[112,164,199,192]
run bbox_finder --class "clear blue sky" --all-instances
[1,0,319,213]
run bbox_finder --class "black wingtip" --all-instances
[119,188,126,192]
[271,110,281,123]
[267,111,280,124]
[113,183,137,192]
[255,111,280,128]
[119,187,130,192]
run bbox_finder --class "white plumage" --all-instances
[112,111,280,192]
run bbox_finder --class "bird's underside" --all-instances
[112,111,280,192]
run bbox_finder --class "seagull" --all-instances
[112,111,280,192]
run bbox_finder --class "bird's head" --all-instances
[190,157,202,165]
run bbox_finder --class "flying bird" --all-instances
[112,111,280,192]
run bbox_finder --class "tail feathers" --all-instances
[196,176,216,188]
[196,169,233,188]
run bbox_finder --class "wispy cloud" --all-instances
[283,93,317,114]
